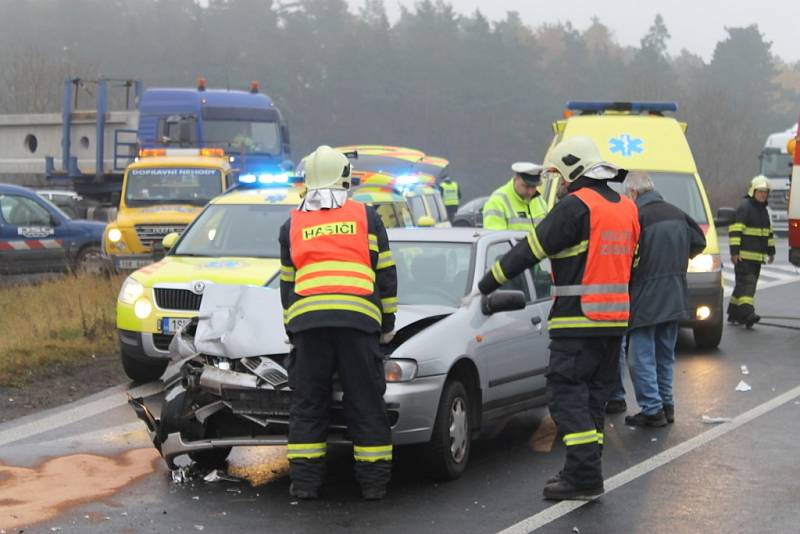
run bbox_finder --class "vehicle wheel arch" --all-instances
[72,241,106,274]
[446,357,482,438]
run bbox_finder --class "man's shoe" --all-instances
[727,315,739,325]
[605,399,627,414]
[546,471,563,485]
[362,486,387,501]
[543,479,603,501]
[663,404,675,424]
[744,314,761,329]
[625,411,668,427]
[289,482,319,500]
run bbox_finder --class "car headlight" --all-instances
[134,298,153,319]
[108,228,122,243]
[687,253,721,273]
[384,359,418,382]
[119,276,144,304]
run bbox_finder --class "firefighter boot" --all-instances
[543,479,604,501]
[355,460,391,500]
[289,458,325,499]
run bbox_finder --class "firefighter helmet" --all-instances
[301,145,352,190]
[546,136,625,182]
[748,175,771,197]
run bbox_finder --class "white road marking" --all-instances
[497,382,800,534]
[0,382,161,448]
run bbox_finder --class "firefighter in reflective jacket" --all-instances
[278,145,398,500]
[727,175,775,327]
[439,176,461,222]
[475,137,639,501]
[482,162,548,230]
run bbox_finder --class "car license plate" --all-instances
[115,258,153,269]
[161,317,192,335]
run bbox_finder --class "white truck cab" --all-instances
[760,125,795,234]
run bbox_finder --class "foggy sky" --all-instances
[349,0,800,63]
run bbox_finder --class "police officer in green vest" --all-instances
[439,176,461,222]
[482,162,548,231]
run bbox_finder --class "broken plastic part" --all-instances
[241,357,289,387]
[203,469,243,483]
[702,415,733,424]
[740,365,749,375]
[735,380,752,392]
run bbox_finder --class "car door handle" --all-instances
[531,316,542,326]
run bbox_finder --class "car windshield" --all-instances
[457,196,487,214]
[391,241,473,307]
[760,152,792,178]
[174,203,292,258]
[204,120,281,155]
[611,172,708,224]
[125,167,223,206]
[406,195,426,222]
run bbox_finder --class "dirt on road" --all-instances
[0,352,128,423]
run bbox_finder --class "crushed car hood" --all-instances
[395,304,457,330]
[190,286,457,359]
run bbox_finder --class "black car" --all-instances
[452,196,488,227]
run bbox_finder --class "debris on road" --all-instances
[735,380,752,392]
[740,365,749,375]
[702,415,733,424]
[204,469,243,483]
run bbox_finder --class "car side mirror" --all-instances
[162,232,180,250]
[715,207,735,228]
[417,215,436,227]
[481,290,527,315]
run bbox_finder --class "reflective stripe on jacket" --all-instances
[482,179,547,231]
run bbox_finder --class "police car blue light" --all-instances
[396,174,420,185]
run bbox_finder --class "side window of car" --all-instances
[2,195,51,226]
[485,241,531,301]
[530,258,553,300]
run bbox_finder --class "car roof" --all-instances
[0,183,36,195]
[36,189,79,196]
[387,227,524,243]
[211,187,304,206]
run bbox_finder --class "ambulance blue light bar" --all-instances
[566,101,678,114]
[237,172,303,187]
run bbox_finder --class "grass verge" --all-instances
[0,273,124,386]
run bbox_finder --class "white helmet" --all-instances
[747,175,770,197]
[300,145,352,190]
[545,136,625,182]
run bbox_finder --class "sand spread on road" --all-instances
[0,448,160,530]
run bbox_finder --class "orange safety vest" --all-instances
[290,200,375,296]
[552,188,639,322]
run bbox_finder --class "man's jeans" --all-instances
[609,336,627,402]
[628,321,679,415]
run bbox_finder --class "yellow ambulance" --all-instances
[540,101,724,348]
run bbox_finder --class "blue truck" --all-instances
[0,183,106,275]
[0,77,293,204]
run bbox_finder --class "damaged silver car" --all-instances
[130,228,555,480]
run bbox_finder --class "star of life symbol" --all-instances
[609,134,644,157]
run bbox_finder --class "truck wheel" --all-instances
[425,379,472,480]
[694,319,723,349]
[121,345,167,383]
[74,245,104,275]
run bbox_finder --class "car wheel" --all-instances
[159,390,232,468]
[74,245,104,275]
[426,379,471,480]
[121,345,168,383]
[694,319,723,349]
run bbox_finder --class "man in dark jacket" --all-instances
[620,173,706,427]
[727,175,776,327]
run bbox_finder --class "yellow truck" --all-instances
[540,101,724,348]
[103,148,234,271]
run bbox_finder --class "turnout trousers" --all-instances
[287,327,392,493]
[728,260,761,322]
[546,336,622,489]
